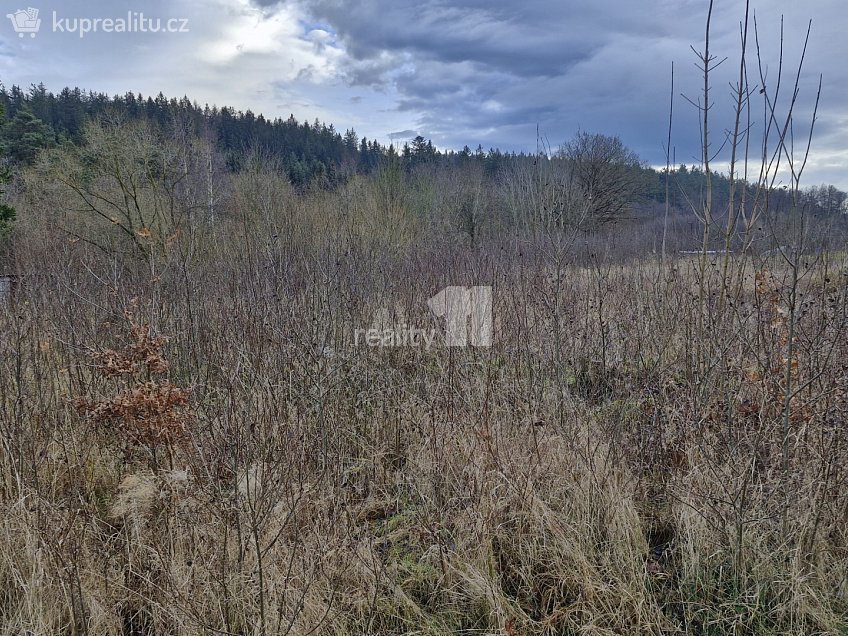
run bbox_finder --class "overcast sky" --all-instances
[1,0,845,188]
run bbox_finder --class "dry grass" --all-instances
[1,216,846,635]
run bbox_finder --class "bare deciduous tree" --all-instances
[558,131,643,224]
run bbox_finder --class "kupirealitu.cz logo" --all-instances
[6,7,39,37]
[6,7,190,39]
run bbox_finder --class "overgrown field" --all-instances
[1,220,847,634]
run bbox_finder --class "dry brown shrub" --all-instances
[74,300,193,452]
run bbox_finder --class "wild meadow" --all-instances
[1,143,847,634]
[1,2,847,633]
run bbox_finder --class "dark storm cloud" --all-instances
[275,0,712,148]
[277,0,847,186]
[389,129,418,141]
[286,0,641,77]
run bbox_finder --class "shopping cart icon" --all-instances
[6,8,41,38]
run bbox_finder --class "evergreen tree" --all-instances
[0,103,16,226]
[1,106,50,164]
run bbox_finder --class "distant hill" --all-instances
[1,82,845,217]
